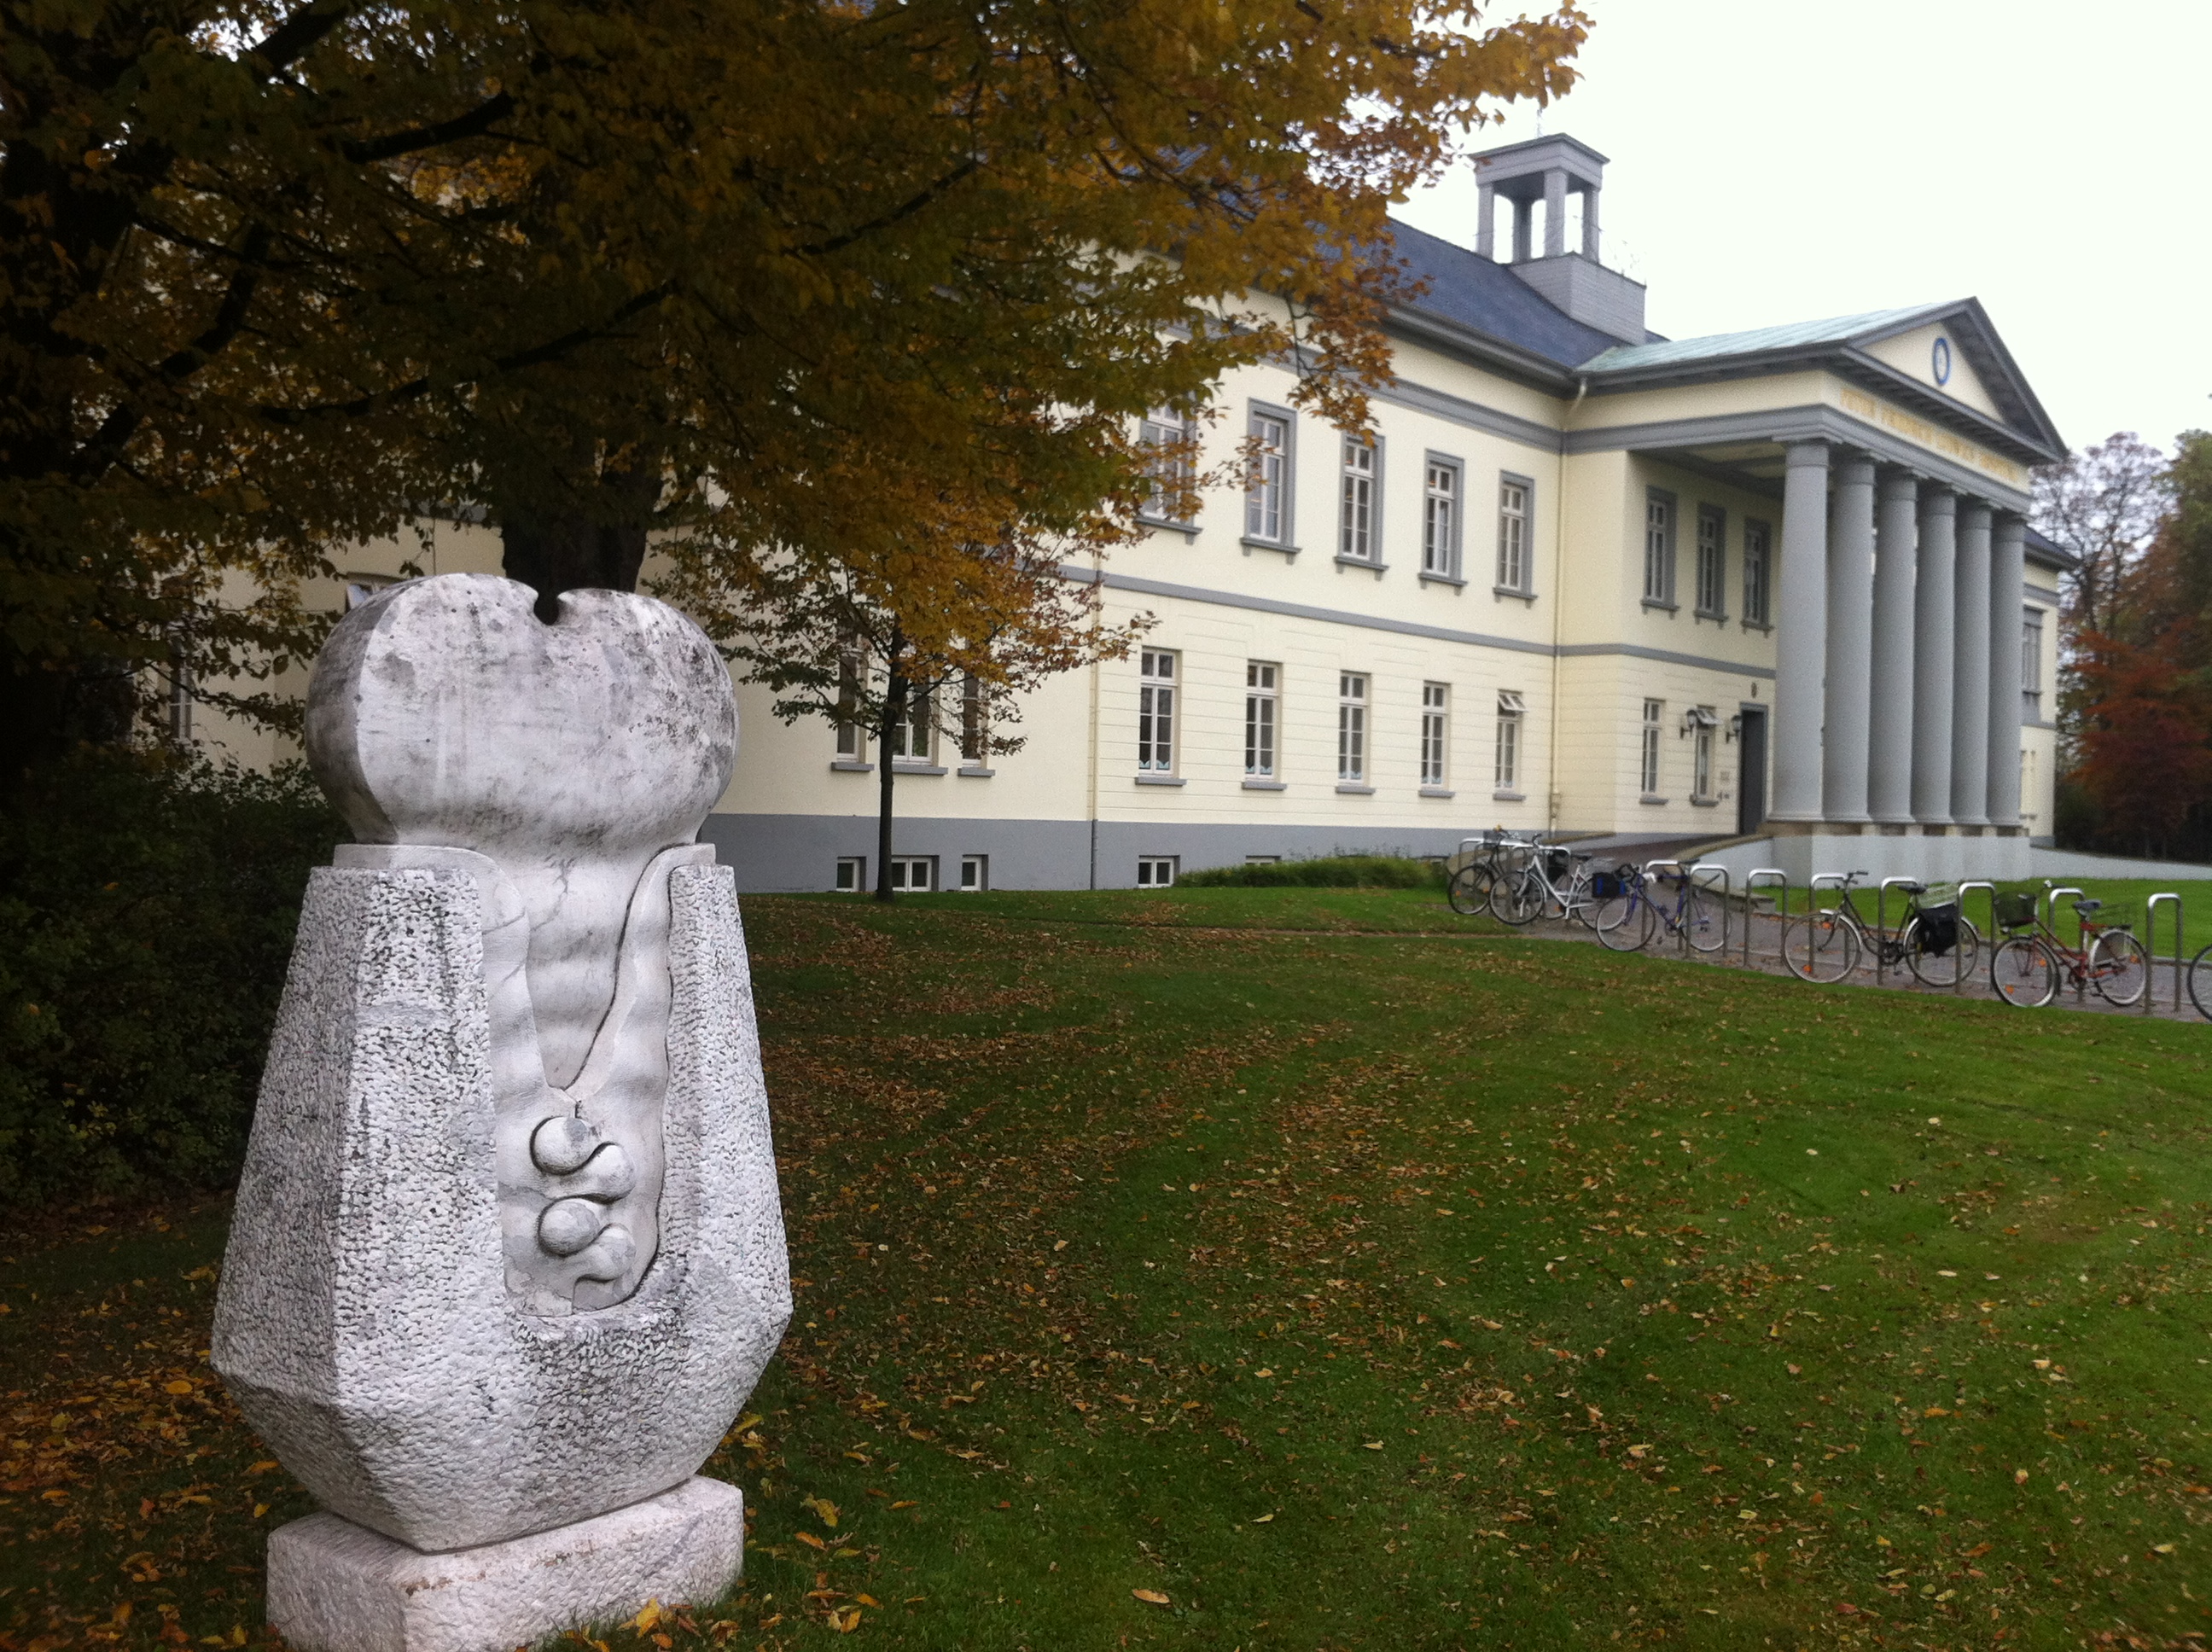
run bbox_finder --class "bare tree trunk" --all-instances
[873,667,907,903]
[498,456,660,619]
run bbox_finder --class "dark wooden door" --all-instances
[1737,707,1768,836]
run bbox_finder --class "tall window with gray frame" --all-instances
[1422,459,1459,577]
[958,673,987,765]
[1245,410,1290,544]
[1340,436,1377,561]
[1497,476,1529,591]
[1420,683,1448,788]
[1138,649,1177,772]
[1495,690,1524,792]
[1640,699,1663,795]
[1743,521,1773,626]
[1690,706,1718,799]
[2022,608,2044,719]
[1644,492,1675,606]
[890,683,933,761]
[1138,407,1193,522]
[1245,662,1278,778]
[1337,672,1367,782]
[1695,507,1726,617]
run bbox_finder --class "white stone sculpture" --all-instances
[212,574,790,1652]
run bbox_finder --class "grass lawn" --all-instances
[5,890,2211,1651]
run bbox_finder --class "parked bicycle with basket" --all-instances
[1487,841,1609,928]
[1592,864,1726,955]
[1988,888,2147,1008]
[1782,874,1979,986]
[1446,829,1537,917]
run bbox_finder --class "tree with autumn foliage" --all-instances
[2,0,1588,780]
[2055,430,2212,858]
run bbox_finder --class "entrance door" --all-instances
[1737,707,1768,835]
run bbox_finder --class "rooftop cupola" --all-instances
[1471,133,1648,346]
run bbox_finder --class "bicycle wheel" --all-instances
[1904,916,1980,988]
[1989,936,2058,1008]
[1782,912,1859,983]
[1488,867,1546,926]
[2191,944,2212,1021]
[2089,929,2149,1006]
[1680,882,1726,953]
[1447,864,1493,917]
[1596,892,1654,952]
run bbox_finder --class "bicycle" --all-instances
[1592,864,1725,954]
[1487,841,1606,928]
[1781,874,1982,986]
[1988,889,2148,1008]
[2190,942,2212,1021]
[1447,829,1538,917]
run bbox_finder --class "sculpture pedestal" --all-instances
[267,1478,745,1652]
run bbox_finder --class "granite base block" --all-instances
[266,1479,745,1652]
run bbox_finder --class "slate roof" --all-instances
[1385,218,1621,369]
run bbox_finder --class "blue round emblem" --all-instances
[1931,336,1953,387]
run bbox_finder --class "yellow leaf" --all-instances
[1132,1589,1170,1606]
[801,1495,841,1527]
[253,1503,270,1519]
[632,1600,661,1632]
[795,1532,827,1550]
[891,1499,918,1509]
[166,1380,195,1395]
[2153,1543,2177,1556]
[1362,1441,1384,1451]
[247,1461,280,1476]
[854,1595,881,1608]
[1250,1513,1273,1523]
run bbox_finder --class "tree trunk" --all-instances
[498,457,660,620]
[873,668,907,903]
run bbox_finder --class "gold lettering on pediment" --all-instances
[1836,387,2023,487]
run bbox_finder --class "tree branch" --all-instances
[342,90,518,164]
[243,0,364,80]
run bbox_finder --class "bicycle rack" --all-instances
[1643,859,1687,955]
[1686,862,1732,957]
[1955,880,1996,996]
[2045,885,2087,1000]
[1743,869,1788,969]
[2146,892,2184,1015]
[1874,876,1923,986]
[1802,871,1855,980]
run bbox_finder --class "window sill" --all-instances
[1335,555,1388,577]
[1693,609,1728,624]
[1740,620,1773,634]
[1419,786,1456,800]
[1336,782,1375,794]
[1690,795,1721,808]
[893,762,948,776]
[1417,571,1466,589]
[958,765,994,778]
[1137,515,1197,543]
[1639,794,1671,806]
[1492,789,1526,803]
[1135,773,1186,787]
[1240,537,1299,558]
[1242,778,1287,791]
[1493,585,1537,604]
[1641,599,1679,614]
[830,759,874,772]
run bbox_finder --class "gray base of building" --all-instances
[703,812,1489,892]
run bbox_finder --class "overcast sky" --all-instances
[1394,0,2212,458]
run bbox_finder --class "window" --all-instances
[1743,521,1773,627]
[1421,683,1449,788]
[889,856,935,892]
[1138,649,1177,772]
[834,636,865,759]
[890,685,933,762]
[166,654,193,743]
[958,855,988,892]
[1244,661,1278,777]
[1644,491,1676,607]
[1246,855,1282,864]
[1689,706,1719,800]
[1640,699,1663,796]
[1244,408,1292,544]
[958,673,987,765]
[1138,407,1194,523]
[1336,672,1368,782]
[1695,506,1726,618]
[1136,856,1179,888]
[2022,608,2045,719]
[2021,747,2039,823]
[1339,436,1378,562]
[1494,690,1524,793]
[834,856,866,893]
[1423,459,1461,578]
[1496,475,1531,592]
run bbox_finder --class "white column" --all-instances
[1822,454,1876,823]
[1511,198,1533,263]
[1950,501,1993,826]
[1771,440,1830,822]
[1911,487,1956,823]
[1580,184,1600,259]
[1985,514,2027,828]
[1476,183,1497,259]
[1867,468,1918,823]
[1542,171,1568,258]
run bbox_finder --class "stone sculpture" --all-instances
[212,574,790,1652]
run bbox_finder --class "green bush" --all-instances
[1175,853,1446,889]
[0,751,345,1206]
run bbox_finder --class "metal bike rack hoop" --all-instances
[1687,863,1733,958]
[2045,885,2087,999]
[2146,891,2184,1015]
[1955,880,1997,996]
[1877,876,1920,986]
[1644,859,1687,955]
[1743,868,1788,969]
